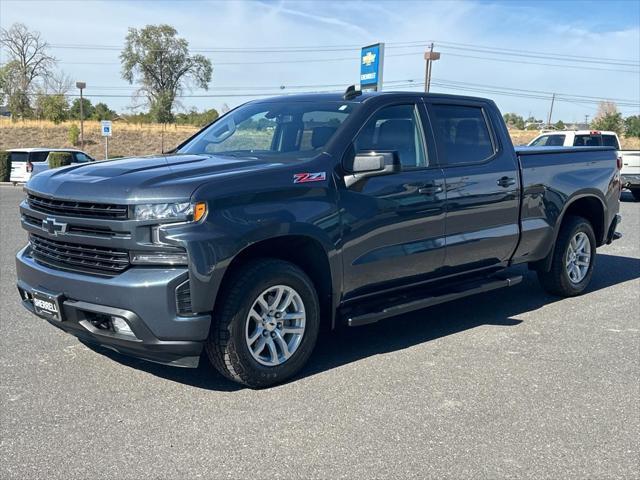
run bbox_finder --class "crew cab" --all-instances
[8,148,95,184]
[16,91,622,388]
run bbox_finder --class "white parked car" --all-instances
[8,148,95,184]
[528,130,640,201]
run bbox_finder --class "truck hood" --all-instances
[26,153,287,203]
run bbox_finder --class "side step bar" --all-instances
[347,274,523,327]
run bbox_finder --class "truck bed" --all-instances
[511,145,619,265]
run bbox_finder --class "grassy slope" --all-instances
[1,119,638,159]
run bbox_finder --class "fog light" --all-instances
[111,316,136,337]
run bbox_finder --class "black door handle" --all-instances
[497,176,516,188]
[418,184,443,195]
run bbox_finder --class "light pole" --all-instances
[75,81,86,148]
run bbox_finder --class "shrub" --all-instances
[48,152,73,169]
[68,124,80,146]
[0,151,10,182]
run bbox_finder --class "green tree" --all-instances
[554,120,565,130]
[36,94,69,124]
[503,113,525,130]
[591,112,624,135]
[92,102,117,121]
[0,23,56,119]
[120,24,212,123]
[624,115,640,138]
[69,97,94,120]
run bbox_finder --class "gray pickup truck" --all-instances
[16,90,622,387]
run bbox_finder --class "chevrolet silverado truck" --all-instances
[16,90,622,388]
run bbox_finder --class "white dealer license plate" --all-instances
[32,291,62,321]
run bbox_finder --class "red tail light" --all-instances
[26,161,33,173]
[617,156,623,170]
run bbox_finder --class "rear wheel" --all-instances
[537,215,596,297]
[206,259,320,388]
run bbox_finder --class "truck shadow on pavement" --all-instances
[85,253,639,391]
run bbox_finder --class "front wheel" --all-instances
[537,215,596,297]
[206,259,320,388]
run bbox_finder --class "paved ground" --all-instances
[1,185,638,479]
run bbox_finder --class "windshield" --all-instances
[178,101,356,158]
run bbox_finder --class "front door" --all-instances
[340,102,446,300]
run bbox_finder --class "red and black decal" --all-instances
[293,172,326,184]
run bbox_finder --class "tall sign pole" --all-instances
[75,81,86,148]
[360,43,385,92]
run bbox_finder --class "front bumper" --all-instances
[16,246,211,368]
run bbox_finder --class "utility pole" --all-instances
[584,114,589,128]
[546,93,555,128]
[424,43,441,93]
[75,81,86,148]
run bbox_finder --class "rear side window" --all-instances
[573,135,602,147]
[429,104,494,165]
[602,135,620,149]
[531,135,566,146]
[30,152,49,162]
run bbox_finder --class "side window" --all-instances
[30,152,49,162]
[602,135,620,149]
[354,104,428,168]
[574,135,602,147]
[429,104,495,165]
[74,153,91,163]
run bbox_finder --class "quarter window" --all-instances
[353,104,428,168]
[430,104,495,165]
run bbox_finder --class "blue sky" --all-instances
[1,0,639,122]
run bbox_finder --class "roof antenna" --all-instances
[343,84,362,100]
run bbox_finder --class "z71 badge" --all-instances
[293,172,326,184]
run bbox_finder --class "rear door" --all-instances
[340,100,446,299]
[425,99,520,274]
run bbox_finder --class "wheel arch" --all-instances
[535,193,606,272]
[214,233,339,331]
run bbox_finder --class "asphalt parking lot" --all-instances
[1,185,638,479]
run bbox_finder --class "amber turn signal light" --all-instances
[193,202,207,222]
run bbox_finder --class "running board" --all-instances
[347,274,523,327]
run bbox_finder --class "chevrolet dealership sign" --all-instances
[360,43,384,91]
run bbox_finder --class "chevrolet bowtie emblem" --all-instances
[362,51,376,66]
[42,217,68,236]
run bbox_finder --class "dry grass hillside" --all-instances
[0,119,199,159]
[1,119,638,159]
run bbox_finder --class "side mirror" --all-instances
[344,151,401,187]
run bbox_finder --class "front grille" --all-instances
[29,234,130,275]
[23,214,119,238]
[175,280,193,315]
[27,194,128,219]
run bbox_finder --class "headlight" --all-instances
[134,202,206,221]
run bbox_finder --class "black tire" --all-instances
[205,258,320,388]
[631,189,640,202]
[537,215,596,297]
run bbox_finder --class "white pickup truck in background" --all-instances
[528,130,640,201]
